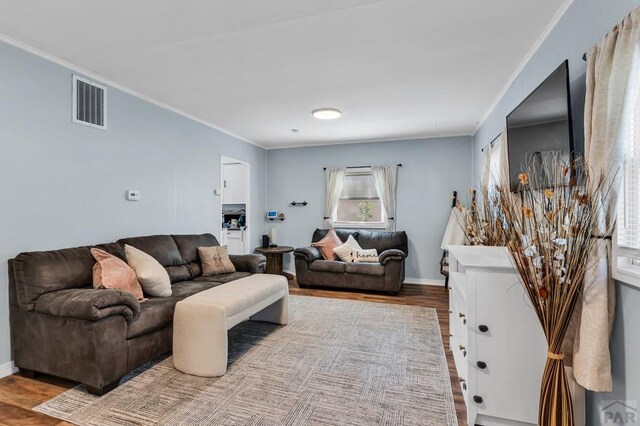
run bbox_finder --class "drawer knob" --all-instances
[477,361,487,369]
[458,312,466,318]
[458,345,466,351]
[478,324,489,333]
[473,395,483,404]
[449,310,453,314]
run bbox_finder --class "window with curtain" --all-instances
[333,167,386,228]
[615,85,640,285]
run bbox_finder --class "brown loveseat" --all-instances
[294,229,408,293]
[8,233,265,395]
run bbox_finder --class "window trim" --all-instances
[613,232,640,289]
[332,167,386,229]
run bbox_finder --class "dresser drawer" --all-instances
[449,271,467,300]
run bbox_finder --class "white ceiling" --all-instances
[0,0,570,149]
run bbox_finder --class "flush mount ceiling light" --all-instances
[312,108,342,120]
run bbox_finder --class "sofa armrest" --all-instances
[379,249,406,265]
[294,246,323,263]
[34,288,141,324]
[230,254,266,273]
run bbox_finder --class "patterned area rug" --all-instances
[35,295,457,426]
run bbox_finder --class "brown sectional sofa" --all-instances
[294,229,408,293]
[8,233,265,394]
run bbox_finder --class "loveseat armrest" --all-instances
[294,246,323,263]
[230,254,266,273]
[34,288,141,324]
[379,249,406,265]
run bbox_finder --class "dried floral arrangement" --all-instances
[457,188,509,247]
[495,155,613,426]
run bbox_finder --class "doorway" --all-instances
[220,156,250,254]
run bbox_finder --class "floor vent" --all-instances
[73,75,107,129]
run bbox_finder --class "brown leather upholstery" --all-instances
[171,233,219,263]
[126,298,178,339]
[8,233,265,394]
[296,229,407,293]
[12,246,95,310]
[309,260,346,274]
[193,271,252,284]
[35,288,140,324]
[117,235,183,267]
[345,262,385,276]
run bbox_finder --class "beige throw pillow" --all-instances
[124,244,172,297]
[198,246,236,276]
[353,248,380,263]
[91,248,145,301]
[332,235,363,262]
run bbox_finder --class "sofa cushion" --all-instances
[165,265,191,284]
[354,230,409,257]
[91,248,145,301]
[346,262,385,276]
[12,246,95,310]
[171,234,219,264]
[193,271,251,284]
[126,297,179,339]
[312,229,359,244]
[309,260,346,274]
[170,280,221,299]
[125,245,172,297]
[353,249,380,263]
[333,235,363,263]
[199,246,236,276]
[312,229,343,260]
[117,235,183,267]
[94,242,126,261]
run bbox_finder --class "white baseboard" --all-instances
[0,361,18,378]
[404,278,446,287]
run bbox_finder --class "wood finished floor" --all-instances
[0,282,466,426]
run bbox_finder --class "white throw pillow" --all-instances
[332,235,363,262]
[124,244,172,297]
[353,248,380,263]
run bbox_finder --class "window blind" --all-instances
[617,89,640,260]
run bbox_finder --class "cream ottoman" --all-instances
[173,274,288,377]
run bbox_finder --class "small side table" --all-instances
[255,246,294,279]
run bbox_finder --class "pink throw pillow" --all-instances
[91,248,145,301]
[312,229,343,260]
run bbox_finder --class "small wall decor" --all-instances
[290,201,308,206]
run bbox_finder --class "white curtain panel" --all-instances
[498,131,510,189]
[372,165,397,231]
[481,142,492,190]
[323,168,346,228]
[571,6,640,392]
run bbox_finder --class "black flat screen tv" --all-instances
[506,60,574,190]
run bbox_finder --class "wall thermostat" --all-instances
[266,211,278,220]
[126,190,141,201]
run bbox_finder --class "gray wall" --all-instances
[0,40,267,368]
[266,136,472,281]
[471,0,640,422]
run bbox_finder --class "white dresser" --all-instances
[448,245,549,426]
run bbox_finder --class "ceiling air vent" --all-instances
[72,75,107,129]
